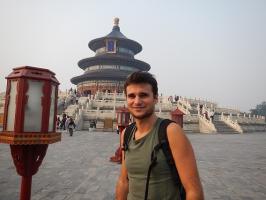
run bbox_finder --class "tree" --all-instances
[250,101,266,118]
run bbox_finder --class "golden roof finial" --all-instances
[114,17,119,26]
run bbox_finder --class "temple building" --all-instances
[71,18,150,96]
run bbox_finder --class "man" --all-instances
[67,117,76,136]
[60,113,67,130]
[115,71,204,200]
[65,116,70,132]
[209,110,215,122]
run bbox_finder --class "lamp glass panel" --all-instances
[48,85,55,132]
[6,80,17,131]
[24,80,43,132]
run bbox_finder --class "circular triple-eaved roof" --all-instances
[71,18,150,86]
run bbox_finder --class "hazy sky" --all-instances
[0,0,265,112]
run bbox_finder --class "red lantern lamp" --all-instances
[0,66,61,200]
[171,108,184,128]
[110,107,131,163]
[116,106,131,132]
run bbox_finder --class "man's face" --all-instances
[126,83,158,120]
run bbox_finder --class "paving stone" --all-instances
[0,131,266,199]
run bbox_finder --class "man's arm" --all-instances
[115,130,129,200]
[167,123,204,200]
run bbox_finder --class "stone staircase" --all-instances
[57,92,265,133]
[64,104,78,117]
[82,110,114,131]
[189,108,198,115]
[82,110,96,130]
[83,121,91,130]
[213,120,239,134]
[83,120,104,130]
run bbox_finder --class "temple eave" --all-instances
[78,57,150,71]
[71,70,130,85]
[71,76,126,85]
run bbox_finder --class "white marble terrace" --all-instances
[56,90,266,133]
[0,90,265,133]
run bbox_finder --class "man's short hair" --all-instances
[124,71,158,97]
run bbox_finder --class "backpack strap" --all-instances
[144,119,172,200]
[122,122,136,152]
[158,119,181,184]
[144,119,186,200]
[144,142,161,200]
[158,119,186,200]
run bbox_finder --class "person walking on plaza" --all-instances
[67,117,76,136]
[65,116,70,133]
[56,116,61,129]
[60,113,67,130]
[209,110,215,122]
[115,71,204,200]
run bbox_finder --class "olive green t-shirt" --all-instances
[125,118,180,200]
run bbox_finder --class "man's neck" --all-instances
[134,114,158,135]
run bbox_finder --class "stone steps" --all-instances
[213,120,239,134]
[83,121,104,130]
[83,113,98,120]
[189,109,198,115]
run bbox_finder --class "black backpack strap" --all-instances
[144,143,161,200]
[158,119,179,181]
[145,119,186,200]
[122,122,136,152]
[144,119,172,200]
[158,119,186,200]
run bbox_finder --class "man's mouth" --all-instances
[132,107,144,110]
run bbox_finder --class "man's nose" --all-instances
[134,96,142,104]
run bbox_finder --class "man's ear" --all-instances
[154,94,158,102]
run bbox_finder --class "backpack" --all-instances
[123,119,186,200]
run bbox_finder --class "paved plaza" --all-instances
[0,130,266,200]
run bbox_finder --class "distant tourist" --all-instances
[174,95,179,102]
[209,110,215,122]
[168,95,173,103]
[60,113,67,130]
[65,116,70,132]
[56,116,61,129]
[199,104,203,115]
[67,117,76,136]
[204,110,209,120]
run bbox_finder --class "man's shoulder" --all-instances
[159,118,178,128]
